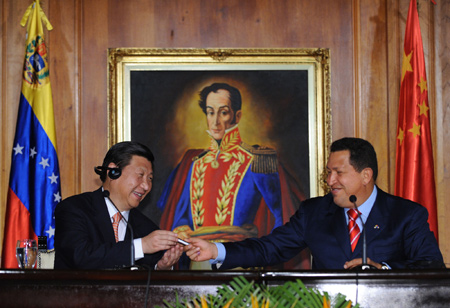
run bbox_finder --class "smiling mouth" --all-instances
[330,187,341,195]
[134,191,144,198]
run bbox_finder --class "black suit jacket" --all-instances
[54,187,163,269]
[220,187,443,270]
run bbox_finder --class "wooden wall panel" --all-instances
[80,0,110,191]
[386,0,402,194]
[434,0,450,266]
[354,0,391,192]
[1,0,449,264]
[47,0,80,199]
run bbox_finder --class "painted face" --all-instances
[108,155,153,211]
[205,89,240,141]
[326,150,369,208]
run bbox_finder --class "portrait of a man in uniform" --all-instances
[156,82,308,269]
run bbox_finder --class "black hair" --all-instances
[99,141,154,182]
[198,83,242,115]
[330,137,378,181]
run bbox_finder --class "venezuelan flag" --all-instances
[1,0,61,268]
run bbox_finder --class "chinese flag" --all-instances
[395,0,438,241]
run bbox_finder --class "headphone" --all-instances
[94,166,122,180]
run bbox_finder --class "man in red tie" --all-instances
[185,137,443,270]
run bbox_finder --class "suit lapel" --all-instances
[125,211,135,240]
[330,204,353,260]
[92,188,116,242]
[364,188,389,243]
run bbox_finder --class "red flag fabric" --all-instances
[395,0,438,241]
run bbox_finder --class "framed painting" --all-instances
[108,48,331,230]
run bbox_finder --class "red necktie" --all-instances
[112,212,122,242]
[347,209,361,252]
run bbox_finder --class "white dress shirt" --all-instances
[104,196,144,261]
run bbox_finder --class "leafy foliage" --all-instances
[157,276,360,308]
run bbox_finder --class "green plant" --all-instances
[157,276,360,308]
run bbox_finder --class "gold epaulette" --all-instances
[241,142,278,174]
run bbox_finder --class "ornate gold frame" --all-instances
[108,48,331,197]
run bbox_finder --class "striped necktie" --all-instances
[347,209,361,252]
[112,212,122,242]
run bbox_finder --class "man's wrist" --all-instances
[212,242,219,260]
[155,263,174,270]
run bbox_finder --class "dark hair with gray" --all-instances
[198,83,242,115]
[99,141,154,182]
[330,137,378,181]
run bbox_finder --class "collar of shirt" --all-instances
[344,185,378,231]
[105,198,130,222]
[101,187,130,221]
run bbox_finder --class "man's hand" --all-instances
[141,230,179,254]
[344,257,382,270]
[185,238,218,262]
[156,245,184,270]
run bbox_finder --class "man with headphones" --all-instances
[54,141,184,269]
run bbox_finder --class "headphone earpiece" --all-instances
[107,168,121,180]
[94,166,122,180]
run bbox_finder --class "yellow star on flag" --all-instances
[418,77,427,93]
[418,101,429,117]
[397,127,405,145]
[401,51,413,82]
[408,122,421,138]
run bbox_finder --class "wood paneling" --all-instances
[47,0,80,198]
[354,0,391,192]
[434,0,450,266]
[1,0,449,265]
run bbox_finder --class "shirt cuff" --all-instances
[381,262,391,270]
[134,238,144,260]
[209,242,226,265]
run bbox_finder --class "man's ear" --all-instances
[362,168,373,185]
[235,110,242,124]
[108,162,118,169]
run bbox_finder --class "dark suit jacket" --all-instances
[220,187,443,270]
[54,187,163,269]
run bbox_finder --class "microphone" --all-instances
[103,190,137,269]
[349,195,375,270]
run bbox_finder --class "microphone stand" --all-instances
[349,195,376,270]
[103,190,137,269]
